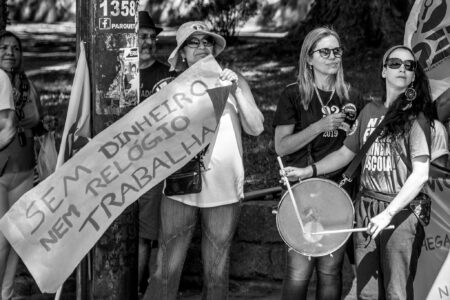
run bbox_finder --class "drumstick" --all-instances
[277,157,306,234]
[310,224,395,235]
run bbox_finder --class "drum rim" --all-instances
[276,178,354,257]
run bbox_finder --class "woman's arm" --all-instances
[0,109,16,149]
[368,156,429,238]
[275,113,346,156]
[283,145,356,180]
[231,72,264,136]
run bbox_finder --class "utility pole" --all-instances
[76,0,139,299]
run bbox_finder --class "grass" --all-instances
[31,40,385,193]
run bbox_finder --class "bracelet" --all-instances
[311,164,317,177]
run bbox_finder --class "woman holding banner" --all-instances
[281,45,444,299]
[0,31,43,300]
[273,27,364,300]
[143,21,264,300]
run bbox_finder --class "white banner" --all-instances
[0,56,232,293]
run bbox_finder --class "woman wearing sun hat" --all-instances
[143,21,264,300]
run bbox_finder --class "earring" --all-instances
[182,57,186,62]
[405,83,417,102]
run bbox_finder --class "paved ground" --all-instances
[177,279,357,300]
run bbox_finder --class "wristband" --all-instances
[311,164,317,177]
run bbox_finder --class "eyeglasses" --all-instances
[385,58,416,71]
[310,47,343,58]
[185,37,215,48]
[138,34,157,42]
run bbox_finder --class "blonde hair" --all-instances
[297,27,349,110]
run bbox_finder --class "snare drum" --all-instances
[276,178,354,257]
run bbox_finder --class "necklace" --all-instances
[314,85,335,108]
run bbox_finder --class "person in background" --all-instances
[136,11,173,294]
[143,21,264,300]
[273,27,364,300]
[282,45,440,299]
[0,30,43,300]
[0,69,15,151]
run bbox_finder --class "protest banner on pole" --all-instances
[57,42,91,168]
[405,1,450,298]
[415,177,450,300]
[0,55,232,293]
[53,41,91,300]
[404,0,450,100]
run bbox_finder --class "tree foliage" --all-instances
[288,0,414,53]
[187,0,259,40]
[7,0,75,23]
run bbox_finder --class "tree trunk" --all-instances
[0,0,7,31]
[289,0,414,52]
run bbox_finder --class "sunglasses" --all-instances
[310,47,343,58]
[384,58,416,71]
[138,34,157,42]
[185,37,215,48]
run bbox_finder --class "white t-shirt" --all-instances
[168,94,244,208]
[430,120,449,161]
[0,69,14,111]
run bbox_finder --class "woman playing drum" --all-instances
[273,27,364,300]
[283,45,446,299]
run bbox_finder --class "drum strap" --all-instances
[342,117,391,183]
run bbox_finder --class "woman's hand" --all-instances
[219,68,238,84]
[315,113,346,132]
[280,166,312,182]
[367,210,393,238]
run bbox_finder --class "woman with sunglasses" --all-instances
[0,31,43,300]
[273,27,364,300]
[143,21,263,300]
[282,45,444,299]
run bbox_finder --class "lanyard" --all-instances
[314,85,335,108]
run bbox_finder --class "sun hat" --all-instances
[139,11,163,35]
[382,45,415,66]
[167,21,226,71]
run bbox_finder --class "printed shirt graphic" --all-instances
[344,101,429,194]
[140,60,172,101]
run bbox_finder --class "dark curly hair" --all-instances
[378,46,436,139]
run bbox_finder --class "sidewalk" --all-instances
[178,277,357,300]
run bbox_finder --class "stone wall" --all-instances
[179,198,356,296]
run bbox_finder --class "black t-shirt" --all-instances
[140,60,173,100]
[273,82,365,169]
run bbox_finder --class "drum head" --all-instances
[276,178,354,257]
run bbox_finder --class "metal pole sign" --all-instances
[94,0,140,120]
[80,0,140,298]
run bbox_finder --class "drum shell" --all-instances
[276,178,354,257]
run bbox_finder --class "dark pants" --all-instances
[354,194,424,300]
[281,244,346,300]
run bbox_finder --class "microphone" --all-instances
[342,103,357,127]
